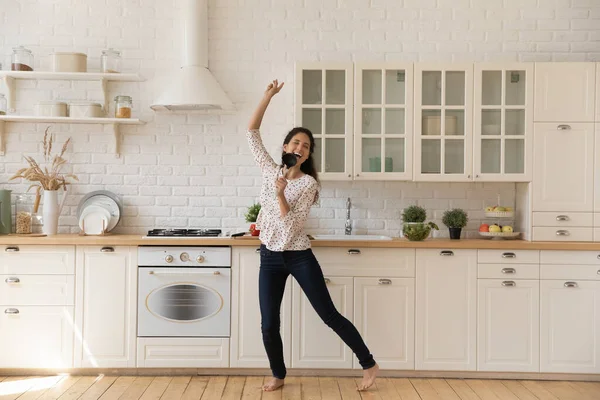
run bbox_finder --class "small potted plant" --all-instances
[401,205,439,241]
[244,203,261,236]
[442,208,468,240]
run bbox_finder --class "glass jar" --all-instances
[0,94,7,115]
[15,195,32,234]
[101,48,121,73]
[114,95,132,118]
[11,46,34,71]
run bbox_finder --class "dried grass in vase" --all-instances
[10,127,79,205]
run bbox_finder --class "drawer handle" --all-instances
[324,278,330,284]
[4,308,19,314]
[100,247,114,253]
[555,230,570,236]
[557,124,571,130]
[502,281,516,287]
[501,252,516,258]
[564,281,578,288]
[255,248,261,253]
[5,247,19,252]
[5,277,20,284]
[440,250,454,256]
[556,215,570,221]
[378,279,392,285]
[597,269,600,275]
[501,268,516,274]
[347,249,361,255]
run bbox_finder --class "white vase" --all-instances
[42,190,67,235]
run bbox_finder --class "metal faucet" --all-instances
[345,197,352,235]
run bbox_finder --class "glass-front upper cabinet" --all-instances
[414,64,473,181]
[354,63,413,180]
[295,63,354,181]
[473,63,533,182]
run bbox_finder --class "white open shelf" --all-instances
[0,116,144,158]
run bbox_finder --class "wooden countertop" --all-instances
[1,234,600,250]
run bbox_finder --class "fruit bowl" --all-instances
[479,231,520,240]
[484,210,515,218]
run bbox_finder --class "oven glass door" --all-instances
[138,267,231,337]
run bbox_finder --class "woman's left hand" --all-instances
[275,176,287,197]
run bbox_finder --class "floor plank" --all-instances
[56,376,98,400]
[520,380,560,400]
[0,376,39,400]
[336,377,359,400]
[445,379,481,400]
[199,377,227,400]
[221,377,246,400]
[97,377,136,400]
[77,376,118,400]
[139,377,172,400]
[318,377,340,400]
[465,380,502,400]
[161,376,191,400]
[38,377,83,400]
[428,379,461,400]
[569,381,600,400]
[499,380,538,400]
[410,378,443,400]
[240,376,262,400]
[119,377,155,400]
[281,377,300,400]
[544,380,591,400]
[372,378,399,400]
[300,377,321,400]
[481,380,519,400]
[180,377,209,400]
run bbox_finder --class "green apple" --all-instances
[502,225,513,233]
[495,206,506,212]
[489,224,501,233]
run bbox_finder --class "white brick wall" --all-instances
[1,0,599,237]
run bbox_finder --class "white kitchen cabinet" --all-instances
[415,249,477,371]
[291,277,353,369]
[414,64,474,181]
[0,305,74,368]
[594,126,600,215]
[295,62,354,181]
[540,279,600,373]
[74,246,137,368]
[230,247,292,368]
[534,62,596,122]
[354,277,415,370]
[473,63,533,182]
[353,63,413,180]
[532,122,594,213]
[477,279,539,372]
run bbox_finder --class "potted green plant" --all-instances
[442,208,468,240]
[401,205,439,241]
[244,203,261,236]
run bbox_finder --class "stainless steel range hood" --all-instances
[150,0,233,111]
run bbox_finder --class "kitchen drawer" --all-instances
[532,227,593,242]
[533,212,592,227]
[477,250,539,264]
[0,245,75,274]
[541,250,600,265]
[541,265,600,281]
[595,228,600,242]
[594,213,600,226]
[0,275,75,305]
[478,264,539,280]
[137,337,230,368]
[312,248,415,277]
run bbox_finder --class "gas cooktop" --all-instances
[145,229,222,237]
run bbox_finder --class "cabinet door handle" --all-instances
[4,308,19,314]
[378,279,392,285]
[556,215,570,221]
[324,278,331,284]
[5,277,20,284]
[501,268,516,274]
[564,281,578,288]
[440,250,454,256]
[5,247,19,252]
[501,281,516,287]
[100,247,114,253]
[557,124,571,130]
[501,252,516,258]
[255,248,261,253]
[555,230,570,236]
[347,249,361,255]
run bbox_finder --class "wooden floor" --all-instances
[0,375,599,400]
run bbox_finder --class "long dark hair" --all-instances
[281,127,319,183]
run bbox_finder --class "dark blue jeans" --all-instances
[259,244,376,379]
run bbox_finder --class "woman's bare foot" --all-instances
[357,363,379,391]
[262,377,285,391]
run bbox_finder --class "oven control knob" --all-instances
[165,255,174,263]
[196,255,205,263]
[180,252,190,262]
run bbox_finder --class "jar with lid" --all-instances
[11,46,34,71]
[0,94,7,115]
[101,48,121,73]
[114,95,132,118]
[15,195,32,234]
